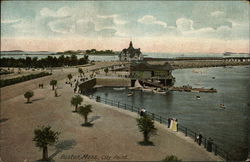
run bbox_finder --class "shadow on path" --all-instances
[137,141,155,146]
[32,98,45,102]
[0,118,8,123]
[49,139,77,160]
[81,122,93,127]
[89,115,101,123]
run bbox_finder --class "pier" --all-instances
[169,86,217,93]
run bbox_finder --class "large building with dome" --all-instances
[119,41,143,61]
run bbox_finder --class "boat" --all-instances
[220,104,226,109]
[127,92,134,97]
[196,96,201,100]
[113,87,125,91]
[129,80,143,90]
[134,80,143,90]
[220,93,226,109]
[142,88,153,92]
[153,88,169,94]
[212,77,215,79]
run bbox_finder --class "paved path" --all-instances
[0,63,222,161]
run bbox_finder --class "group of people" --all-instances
[168,118,178,132]
[38,83,44,89]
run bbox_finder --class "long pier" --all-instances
[144,56,250,62]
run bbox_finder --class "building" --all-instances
[129,62,175,86]
[119,41,143,61]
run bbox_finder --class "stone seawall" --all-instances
[96,77,131,86]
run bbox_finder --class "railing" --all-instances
[91,95,230,161]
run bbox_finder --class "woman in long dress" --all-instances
[171,119,177,132]
[169,118,174,130]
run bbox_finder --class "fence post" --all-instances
[214,145,217,156]
[160,116,162,123]
[226,153,229,161]
[185,128,187,136]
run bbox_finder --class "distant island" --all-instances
[56,49,118,55]
[1,50,24,52]
[223,52,250,56]
[1,49,119,56]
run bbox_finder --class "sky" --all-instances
[1,1,249,53]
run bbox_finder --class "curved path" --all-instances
[0,63,222,161]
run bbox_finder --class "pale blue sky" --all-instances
[1,1,249,52]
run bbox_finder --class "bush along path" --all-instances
[0,72,51,88]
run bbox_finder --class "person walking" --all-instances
[198,133,203,146]
[176,119,178,132]
[167,118,171,128]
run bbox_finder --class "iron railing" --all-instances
[91,95,230,161]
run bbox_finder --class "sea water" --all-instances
[91,65,250,153]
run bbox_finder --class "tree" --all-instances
[24,91,34,103]
[71,95,83,112]
[50,80,57,90]
[78,68,84,77]
[33,126,60,161]
[136,115,157,144]
[78,105,92,124]
[162,155,182,162]
[67,74,73,81]
[104,68,109,76]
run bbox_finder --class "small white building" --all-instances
[119,41,143,61]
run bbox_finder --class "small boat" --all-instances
[113,87,125,91]
[220,104,226,109]
[196,96,201,100]
[127,92,134,97]
[220,94,226,108]
[212,77,215,79]
[153,88,169,95]
[142,88,153,92]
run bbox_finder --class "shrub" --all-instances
[162,155,182,162]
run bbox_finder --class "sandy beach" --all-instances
[0,63,222,161]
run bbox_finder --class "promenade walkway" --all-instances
[0,68,221,161]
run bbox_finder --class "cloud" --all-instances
[97,14,127,25]
[98,28,117,37]
[176,17,194,32]
[75,19,96,35]
[48,18,75,34]
[138,15,167,28]
[40,7,72,18]
[211,11,225,17]
[1,19,21,24]
[175,17,235,40]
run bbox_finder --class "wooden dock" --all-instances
[169,86,217,93]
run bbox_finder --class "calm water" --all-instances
[1,51,249,61]
[91,66,250,153]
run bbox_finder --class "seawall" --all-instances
[96,77,131,87]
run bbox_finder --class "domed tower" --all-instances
[129,41,133,48]
[119,41,143,61]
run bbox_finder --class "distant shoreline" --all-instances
[0,53,118,56]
